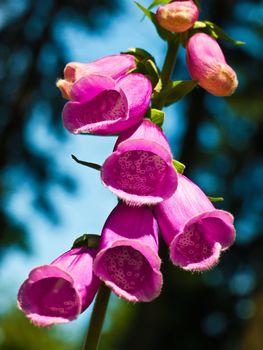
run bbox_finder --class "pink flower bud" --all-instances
[17,247,100,326]
[156,1,199,33]
[154,174,236,271]
[186,33,238,96]
[57,54,136,99]
[101,119,178,206]
[93,202,163,302]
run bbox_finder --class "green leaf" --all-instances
[204,21,245,46]
[72,234,101,249]
[122,47,155,62]
[172,159,186,174]
[160,80,198,106]
[135,2,173,41]
[71,154,101,171]
[207,196,224,202]
[124,52,162,91]
[148,0,170,10]
[148,108,165,127]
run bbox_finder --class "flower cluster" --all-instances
[17,1,238,328]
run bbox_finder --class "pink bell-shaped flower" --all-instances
[186,33,238,96]
[57,54,136,99]
[17,246,100,326]
[57,54,152,135]
[101,119,178,206]
[156,1,199,33]
[93,202,163,302]
[154,174,236,271]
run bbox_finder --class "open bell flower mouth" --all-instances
[57,54,136,99]
[17,247,100,327]
[186,33,238,96]
[101,119,178,206]
[156,0,199,33]
[57,54,152,135]
[93,202,163,302]
[154,174,236,271]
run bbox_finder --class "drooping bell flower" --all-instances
[156,1,199,33]
[17,246,100,326]
[57,54,136,99]
[93,202,163,302]
[186,33,238,96]
[57,54,152,135]
[101,119,178,206]
[154,174,235,271]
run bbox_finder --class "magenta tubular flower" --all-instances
[57,54,152,135]
[186,33,238,96]
[17,247,100,327]
[156,1,199,33]
[154,174,236,271]
[93,202,163,302]
[57,54,136,99]
[101,119,178,206]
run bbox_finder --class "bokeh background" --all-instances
[0,0,263,349]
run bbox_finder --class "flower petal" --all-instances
[87,54,136,79]
[70,74,115,102]
[93,203,163,302]
[116,73,152,121]
[17,247,100,326]
[170,210,235,271]
[101,120,177,205]
[63,89,128,134]
[17,265,81,326]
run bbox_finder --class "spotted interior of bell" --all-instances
[26,277,79,317]
[80,90,126,124]
[112,150,168,195]
[175,222,213,265]
[101,246,152,292]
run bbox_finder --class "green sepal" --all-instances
[146,108,165,127]
[145,59,162,92]
[127,51,162,92]
[122,47,155,63]
[159,80,198,106]
[193,21,207,29]
[192,21,245,46]
[148,0,170,10]
[172,159,186,174]
[204,21,245,45]
[71,154,101,171]
[207,196,224,203]
[72,234,101,249]
[135,2,173,41]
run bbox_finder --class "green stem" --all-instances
[161,37,180,87]
[82,284,111,350]
[152,36,180,110]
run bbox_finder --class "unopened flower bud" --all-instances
[156,1,199,33]
[186,33,238,96]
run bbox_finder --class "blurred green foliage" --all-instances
[0,309,77,350]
